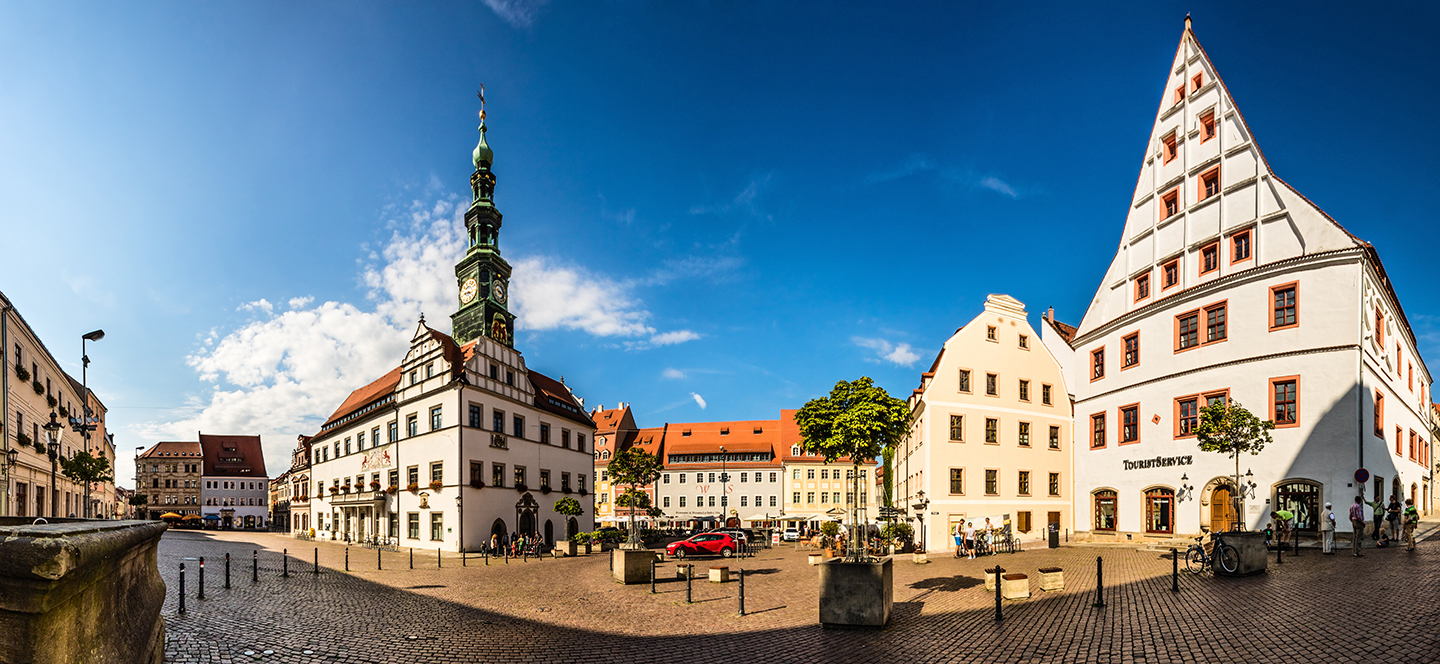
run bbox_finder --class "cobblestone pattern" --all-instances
[158,530,1440,663]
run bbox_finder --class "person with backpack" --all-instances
[1403,498,1420,551]
[1348,496,1366,557]
[1387,496,1402,539]
[1320,501,1335,554]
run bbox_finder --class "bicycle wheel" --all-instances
[1217,544,1239,574]
[1185,547,1206,574]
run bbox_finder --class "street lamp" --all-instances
[43,411,63,518]
[72,329,103,518]
[913,489,929,553]
[718,446,728,526]
[3,445,17,516]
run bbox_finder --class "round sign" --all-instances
[1355,468,1370,483]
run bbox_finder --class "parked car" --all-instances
[666,533,739,558]
[782,527,800,542]
[711,528,750,546]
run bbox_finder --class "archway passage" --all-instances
[1210,486,1236,533]
[490,518,507,542]
[519,511,535,536]
[544,520,554,548]
[567,517,578,539]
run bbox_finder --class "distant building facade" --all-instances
[135,441,203,519]
[199,434,269,529]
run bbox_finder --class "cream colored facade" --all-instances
[897,295,1073,552]
[777,409,878,528]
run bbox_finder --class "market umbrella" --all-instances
[203,514,221,520]
[182,514,202,521]
[159,512,182,519]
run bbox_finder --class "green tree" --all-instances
[606,447,662,549]
[1195,398,1274,531]
[59,450,113,518]
[128,493,149,506]
[795,376,908,561]
[553,496,584,517]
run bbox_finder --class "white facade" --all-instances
[306,322,595,551]
[201,477,268,528]
[1049,22,1432,541]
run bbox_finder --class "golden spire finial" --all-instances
[477,85,486,122]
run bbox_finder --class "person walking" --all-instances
[953,522,964,558]
[1348,496,1366,557]
[1404,498,1420,551]
[964,521,977,560]
[1320,501,1335,554]
[1387,495,1402,540]
[1367,495,1387,540]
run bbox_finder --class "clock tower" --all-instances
[451,109,516,347]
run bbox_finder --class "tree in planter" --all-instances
[59,450,114,518]
[879,521,914,552]
[795,376,908,562]
[606,447,662,549]
[1194,398,1275,532]
[819,521,842,552]
[554,496,584,518]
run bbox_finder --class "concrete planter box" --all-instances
[584,543,592,555]
[676,564,692,579]
[1002,573,1030,600]
[1038,567,1064,591]
[0,518,169,664]
[708,566,729,583]
[818,557,893,629]
[1214,531,1268,576]
[611,549,657,584]
[808,553,828,566]
[557,541,577,557]
[911,552,929,564]
[984,567,1000,592]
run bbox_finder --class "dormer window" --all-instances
[753,427,763,434]
[791,446,800,456]
[720,428,729,436]
[682,430,691,437]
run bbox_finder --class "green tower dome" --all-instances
[473,123,493,169]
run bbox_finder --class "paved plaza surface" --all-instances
[158,528,1440,663]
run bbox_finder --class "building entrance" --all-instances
[1210,486,1236,532]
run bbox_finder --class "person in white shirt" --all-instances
[1320,501,1336,554]
[963,522,977,559]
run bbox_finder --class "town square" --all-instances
[2,3,1439,663]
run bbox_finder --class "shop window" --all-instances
[1094,490,1117,531]
[1275,481,1320,532]
[1145,487,1175,534]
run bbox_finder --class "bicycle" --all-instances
[1185,534,1238,574]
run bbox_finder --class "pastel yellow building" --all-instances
[896,294,1073,552]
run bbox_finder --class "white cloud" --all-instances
[511,256,654,337]
[852,337,921,367]
[690,393,708,410]
[864,153,935,184]
[238,299,274,314]
[978,176,1019,198]
[482,0,548,28]
[688,173,773,221]
[288,296,314,310]
[649,330,701,346]
[662,368,686,380]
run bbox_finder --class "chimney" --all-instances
[1046,306,1054,323]
[1184,13,1192,32]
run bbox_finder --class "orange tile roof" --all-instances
[139,441,202,459]
[663,419,778,455]
[199,433,268,478]
[322,367,403,428]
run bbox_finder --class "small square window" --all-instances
[1162,259,1180,290]
[1048,426,1060,450]
[1191,72,1203,92]
[1199,167,1220,202]
[948,415,963,442]
[958,369,972,393]
[1162,133,1178,163]
[1174,85,1185,105]
[1121,405,1139,443]
[1200,242,1219,275]
[1177,310,1200,350]
[1135,273,1150,301]
[1018,380,1030,401]
[986,326,997,341]
[985,373,998,396]
[1122,333,1139,368]
[1161,188,1180,220]
[985,418,998,444]
[1232,231,1251,263]
[1018,334,1029,349]
[1041,384,1052,406]
[1091,413,1106,449]
[1090,347,1105,381]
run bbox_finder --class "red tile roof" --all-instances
[321,367,402,429]
[528,369,594,427]
[199,433,267,478]
[139,441,202,459]
[663,419,778,456]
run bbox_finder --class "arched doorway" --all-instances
[490,518,507,543]
[1275,480,1321,533]
[1144,487,1175,535]
[567,517,578,539]
[1210,485,1236,533]
[544,520,554,547]
[1392,476,1402,501]
[1093,489,1117,532]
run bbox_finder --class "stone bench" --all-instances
[1038,567,1064,591]
[984,566,1001,591]
[1002,572,1030,600]
[708,566,729,583]
[676,563,692,579]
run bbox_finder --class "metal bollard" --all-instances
[345,547,349,571]
[198,557,206,600]
[1171,548,1179,593]
[463,550,466,567]
[378,546,382,571]
[225,553,231,589]
[1092,556,1105,608]
[282,548,289,578]
[314,548,319,575]
[179,563,186,614]
[738,568,746,616]
[994,565,1004,621]
[650,558,658,594]
[253,550,258,582]
[438,548,441,568]
[410,547,414,569]
[608,550,613,572]
[686,564,693,603]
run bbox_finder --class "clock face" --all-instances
[492,280,507,304]
[459,278,479,305]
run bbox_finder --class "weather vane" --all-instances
[477,85,486,122]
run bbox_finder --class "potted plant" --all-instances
[328,486,340,495]
[57,404,68,418]
[17,432,32,448]
[540,484,552,494]
[571,531,593,554]
[14,363,29,381]
[578,488,588,497]
[554,497,584,556]
[796,377,907,628]
[31,380,44,395]
[385,485,397,494]
[407,482,420,493]
[341,485,350,494]
[428,480,444,492]
[819,521,841,557]
[46,394,56,408]
[562,486,573,494]
[469,478,485,489]
[514,483,528,492]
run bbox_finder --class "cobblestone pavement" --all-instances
[158,529,1440,663]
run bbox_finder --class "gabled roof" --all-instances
[199,433,267,478]
[139,441,202,459]
[664,418,778,457]
[631,426,666,456]
[528,370,594,427]
[321,367,402,429]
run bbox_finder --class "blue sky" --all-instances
[4,2,1439,489]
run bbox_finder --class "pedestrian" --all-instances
[1367,495,1386,540]
[1270,510,1294,549]
[1320,501,1335,554]
[1348,496,1366,557]
[1263,522,1274,548]
[953,522,964,558]
[1377,529,1391,548]
[964,521,977,559]
[1403,498,1420,551]
[1387,495,1402,540]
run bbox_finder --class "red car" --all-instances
[667,532,738,559]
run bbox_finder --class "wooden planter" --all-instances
[1039,567,1064,591]
[1002,573,1030,600]
[984,566,1000,592]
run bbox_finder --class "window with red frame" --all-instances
[1091,348,1105,381]
[1121,406,1139,443]
[1163,260,1179,289]
[1191,72,1204,92]
[1273,285,1297,328]
[1273,380,1297,425]
[1174,85,1185,105]
[1409,430,1417,461]
[1161,189,1179,220]
[1375,390,1384,437]
[1205,304,1226,343]
[1232,231,1251,263]
[1178,397,1198,436]
[1177,311,1199,350]
[1200,168,1220,201]
[1200,111,1216,142]
[1201,243,1219,275]
[1162,134,1178,164]
[1122,333,1139,368]
[1397,426,1404,457]
[1091,413,1106,449]
[1135,273,1150,301]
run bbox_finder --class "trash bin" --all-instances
[1048,524,1059,549]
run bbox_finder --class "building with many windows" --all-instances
[897,295,1074,552]
[199,434,269,529]
[1043,19,1432,542]
[655,419,784,529]
[303,113,595,551]
[135,441,203,519]
[780,410,879,532]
